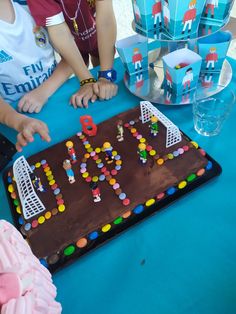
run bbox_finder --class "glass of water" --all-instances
[193,88,235,136]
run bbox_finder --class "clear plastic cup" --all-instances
[193,88,235,136]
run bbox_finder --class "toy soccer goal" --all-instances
[140,101,182,148]
[13,156,45,219]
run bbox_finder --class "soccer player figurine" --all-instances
[66,141,77,163]
[63,159,75,184]
[182,67,193,91]
[133,0,141,25]
[30,173,45,192]
[103,142,114,164]
[182,0,197,36]
[132,48,143,73]
[116,120,124,142]
[205,47,218,70]
[150,116,159,137]
[90,182,101,203]
[138,143,147,164]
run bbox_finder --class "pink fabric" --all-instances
[0,220,61,314]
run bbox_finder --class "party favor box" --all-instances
[162,48,202,95]
[161,0,207,39]
[116,34,148,76]
[197,31,231,72]
[201,0,235,24]
[132,0,162,33]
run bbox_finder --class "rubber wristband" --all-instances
[80,78,97,87]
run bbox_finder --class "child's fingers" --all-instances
[28,103,39,114]
[16,133,28,148]
[75,95,83,108]
[82,95,90,108]
[33,124,51,143]
[22,129,34,143]
[70,95,78,109]
[22,100,31,113]
[91,94,97,103]
[93,83,99,95]
[17,98,25,112]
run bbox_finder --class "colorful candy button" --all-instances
[136,135,142,140]
[122,211,131,218]
[197,168,205,176]
[139,138,146,143]
[95,159,102,164]
[85,144,91,149]
[157,192,165,200]
[82,172,89,178]
[167,187,176,195]
[111,169,118,176]
[173,151,179,157]
[178,148,184,155]
[55,194,63,200]
[49,180,55,186]
[38,216,45,224]
[48,254,59,265]
[115,165,121,171]
[113,183,120,190]
[95,147,101,153]
[16,206,21,214]
[119,193,126,200]
[146,145,152,152]
[187,174,196,182]
[129,120,135,125]
[64,245,75,256]
[35,162,41,168]
[178,181,187,189]
[199,149,206,156]
[116,160,122,166]
[46,171,52,177]
[10,192,16,199]
[52,208,58,215]
[84,153,90,159]
[53,188,60,195]
[80,168,86,174]
[18,216,24,225]
[92,176,99,182]
[47,175,54,181]
[112,151,118,157]
[183,145,189,152]
[58,204,65,212]
[24,223,31,231]
[44,167,50,172]
[114,155,121,160]
[149,150,156,156]
[115,188,122,195]
[7,177,12,183]
[57,198,64,205]
[41,160,47,165]
[102,224,111,232]
[191,141,199,149]
[131,128,137,134]
[90,151,96,157]
[31,165,36,171]
[206,161,213,170]
[31,220,38,228]
[113,217,123,225]
[51,183,58,190]
[123,198,130,206]
[109,178,116,186]
[145,199,155,207]
[133,205,144,214]
[97,163,104,169]
[99,174,105,181]
[167,153,174,160]
[157,158,164,165]
[13,199,19,206]
[89,231,99,240]
[8,184,14,193]
[45,211,52,220]
[76,238,88,248]
[85,176,92,183]
[42,163,48,169]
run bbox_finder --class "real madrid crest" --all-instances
[87,0,96,8]
[33,26,47,48]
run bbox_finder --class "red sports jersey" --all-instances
[132,53,143,63]
[92,187,100,196]
[183,8,196,22]
[152,2,162,15]
[27,0,98,61]
[206,52,218,62]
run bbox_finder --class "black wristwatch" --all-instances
[98,69,117,82]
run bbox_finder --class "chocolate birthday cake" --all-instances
[5,102,221,272]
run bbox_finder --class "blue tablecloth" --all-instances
[1,57,236,314]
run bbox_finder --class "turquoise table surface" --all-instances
[1,57,236,314]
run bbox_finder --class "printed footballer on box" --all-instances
[132,0,163,35]
[201,0,235,24]
[116,34,148,76]
[161,0,207,40]
[124,70,150,96]
[197,31,231,72]
[162,48,202,95]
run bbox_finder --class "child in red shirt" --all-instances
[27,0,118,108]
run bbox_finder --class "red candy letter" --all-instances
[80,116,97,137]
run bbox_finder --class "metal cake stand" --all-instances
[124,18,235,105]
[124,60,232,105]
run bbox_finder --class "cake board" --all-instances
[3,102,222,273]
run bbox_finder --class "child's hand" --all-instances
[18,89,48,113]
[93,79,118,100]
[15,117,51,152]
[70,83,97,109]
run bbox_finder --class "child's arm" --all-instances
[0,98,50,152]
[47,23,97,108]
[93,0,118,100]
[18,58,72,113]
